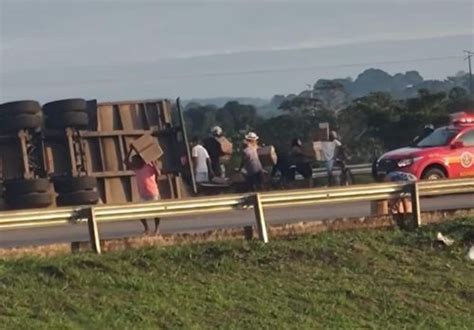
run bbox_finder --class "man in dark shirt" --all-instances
[203,126,224,177]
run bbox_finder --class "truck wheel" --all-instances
[7,192,53,209]
[0,197,7,210]
[0,100,41,116]
[46,112,89,129]
[1,114,43,131]
[421,168,446,180]
[56,190,99,206]
[42,98,87,114]
[5,178,50,195]
[53,176,97,194]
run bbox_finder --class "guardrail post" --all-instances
[86,207,101,254]
[411,182,421,227]
[253,193,268,243]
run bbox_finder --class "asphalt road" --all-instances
[1,194,473,248]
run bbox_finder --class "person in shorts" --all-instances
[191,136,213,183]
[125,151,161,235]
[237,132,265,191]
[323,131,343,186]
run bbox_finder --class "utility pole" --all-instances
[464,50,473,94]
[306,83,313,99]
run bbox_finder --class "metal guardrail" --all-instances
[0,178,473,253]
[298,163,372,180]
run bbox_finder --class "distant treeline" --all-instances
[184,69,473,163]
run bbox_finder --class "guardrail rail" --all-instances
[1,178,473,253]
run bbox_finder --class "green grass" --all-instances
[1,219,474,329]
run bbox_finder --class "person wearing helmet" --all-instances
[413,124,434,145]
[203,126,226,177]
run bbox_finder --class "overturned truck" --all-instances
[0,98,195,210]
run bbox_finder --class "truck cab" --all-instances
[373,112,474,180]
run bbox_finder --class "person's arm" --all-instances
[191,146,198,170]
[236,154,245,173]
[151,160,162,178]
[124,147,134,169]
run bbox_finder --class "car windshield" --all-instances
[416,127,459,148]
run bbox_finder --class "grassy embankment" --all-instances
[1,218,473,328]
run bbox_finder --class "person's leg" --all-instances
[246,174,257,192]
[326,160,334,186]
[212,159,221,177]
[256,171,264,191]
[153,218,161,235]
[141,219,149,234]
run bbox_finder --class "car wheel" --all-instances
[42,98,87,114]
[421,168,446,180]
[6,192,53,209]
[53,176,97,194]
[5,178,50,195]
[0,100,41,116]
[56,190,99,206]
[46,111,89,129]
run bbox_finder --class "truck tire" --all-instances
[0,197,7,211]
[421,167,446,180]
[42,98,87,114]
[56,190,99,206]
[7,192,53,209]
[0,100,41,116]
[5,178,50,195]
[53,176,97,194]
[46,111,89,129]
[1,114,43,131]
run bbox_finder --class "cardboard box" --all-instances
[258,145,278,167]
[317,122,330,141]
[216,136,233,155]
[302,141,325,161]
[131,134,163,163]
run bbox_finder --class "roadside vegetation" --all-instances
[1,218,473,328]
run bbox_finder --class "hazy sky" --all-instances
[1,0,473,102]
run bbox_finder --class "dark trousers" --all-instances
[246,171,264,192]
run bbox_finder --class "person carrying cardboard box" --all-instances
[203,126,232,178]
[237,132,265,191]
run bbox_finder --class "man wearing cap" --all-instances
[237,132,264,191]
[203,126,226,178]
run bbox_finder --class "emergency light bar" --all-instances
[450,112,474,125]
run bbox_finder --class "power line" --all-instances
[3,55,464,87]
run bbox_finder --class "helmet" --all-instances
[211,126,223,136]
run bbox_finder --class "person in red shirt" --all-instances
[126,151,161,235]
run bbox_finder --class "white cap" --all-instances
[245,132,259,141]
[211,126,223,136]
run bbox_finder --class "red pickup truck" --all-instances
[373,112,474,180]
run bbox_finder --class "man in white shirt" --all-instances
[323,131,342,186]
[191,137,213,183]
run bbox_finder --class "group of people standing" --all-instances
[126,126,345,234]
[191,127,266,191]
[191,126,347,190]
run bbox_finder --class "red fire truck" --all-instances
[373,112,474,180]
